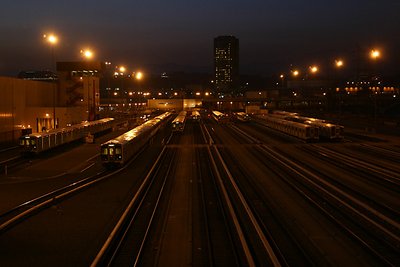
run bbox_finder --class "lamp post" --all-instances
[119,66,126,92]
[334,59,344,118]
[118,66,126,111]
[81,49,95,120]
[370,49,381,131]
[280,74,285,89]
[104,62,112,112]
[43,33,58,129]
[133,71,144,111]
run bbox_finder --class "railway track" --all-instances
[92,145,177,266]
[225,123,400,265]
[0,137,165,266]
[93,122,248,266]
[258,144,399,264]
[204,123,284,266]
[1,115,398,266]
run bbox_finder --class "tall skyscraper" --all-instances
[214,35,239,94]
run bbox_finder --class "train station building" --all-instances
[0,61,102,143]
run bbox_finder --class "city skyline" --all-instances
[1,1,399,76]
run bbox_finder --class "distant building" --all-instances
[214,36,239,94]
[0,61,105,143]
[57,61,104,121]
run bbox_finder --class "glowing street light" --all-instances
[309,65,318,73]
[135,71,143,80]
[335,59,344,68]
[119,66,126,74]
[370,49,381,60]
[80,49,93,59]
[43,34,58,45]
[369,49,381,129]
[278,74,285,88]
[43,33,58,129]
[43,33,58,69]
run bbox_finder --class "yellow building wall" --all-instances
[0,76,90,143]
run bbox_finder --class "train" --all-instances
[235,112,251,122]
[212,110,230,124]
[287,116,344,140]
[100,112,171,166]
[19,118,115,154]
[256,114,319,142]
[191,110,201,121]
[270,110,344,140]
[171,111,187,132]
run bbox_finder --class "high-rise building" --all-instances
[214,35,239,94]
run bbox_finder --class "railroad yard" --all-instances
[0,112,399,266]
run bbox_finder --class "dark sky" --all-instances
[1,0,399,76]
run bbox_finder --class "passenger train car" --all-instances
[235,112,251,122]
[256,115,319,142]
[287,116,344,140]
[172,111,187,132]
[270,110,344,140]
[212,110,230,124]
[100,112,171,166]
[191,110,201,121]
[271,110,299,117]
[19,118,114,154]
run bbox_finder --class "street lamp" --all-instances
[132,71,144,111]
[80,49,95,120]
[43,33,58,129]
[116,66,127,111]
[119,66,126,75]
[309,65,318,74]
[135,71,143,80]
[334,59,344,117]
[43,34,58,46]
[80,49,94,59]
[335,59,344,68]
[280,74,285,88]
[369,49,381,131]
[370,49,380,60]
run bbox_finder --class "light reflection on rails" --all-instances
[227,123,400,265]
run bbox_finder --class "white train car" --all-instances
[212,110,230,124]
[235,112,251,122]
[270,111,344,140]
[272,110,299,117]
[191,110,201,121]
[256,115,319,142]
[100,112,171,166]
[172,111,187,132]
[290,116,344,140]
[19,118,114,154]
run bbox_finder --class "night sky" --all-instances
[1,0,399,76]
